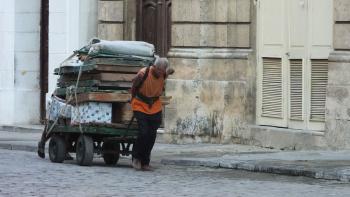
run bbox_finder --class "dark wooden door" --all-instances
[137,0,171,57]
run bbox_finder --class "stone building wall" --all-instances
[326,0,350,149]
[163,0,255,143]
[96,0,256,144]
[96,0,350,149]
[98,0,136,41]
[98,0,125,40]
[0,0,41,125]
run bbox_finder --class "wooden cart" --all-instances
[47,122,139,166]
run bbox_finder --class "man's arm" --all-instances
[131,72,145,98]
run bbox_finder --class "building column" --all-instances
[164,0,255,143]
[0,0,15,125]
[325,0,350,148]
[48,0,97,99]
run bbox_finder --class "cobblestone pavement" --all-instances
[1,149,350,197]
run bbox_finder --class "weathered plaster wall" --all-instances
[0,0,15,124]
[0,0,41,125]
[164,0,255,143]
[14,0,41,124]
[325,0,350,149]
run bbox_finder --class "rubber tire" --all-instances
[49,135,66,163]
[76,135,94,166]
[102,141,120,165]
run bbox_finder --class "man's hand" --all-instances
[166,68,175,76]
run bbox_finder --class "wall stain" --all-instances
[174,110,223,138]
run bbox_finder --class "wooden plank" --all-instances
[58,73,135,82]
[84,57,153,66]
[50,123,139,136]
[54,87,127,96]
[54,64,142,75]
[112,103,133,123]
[74,92,131,104]
[71,92,172,105]
[55,88,172,106]
[160,96,172,104]
[72,122,138,130]
[90,64,142,73]
[57,80,132,89]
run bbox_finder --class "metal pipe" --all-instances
[40,0,49,123]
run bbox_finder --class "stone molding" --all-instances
[167,47,253,59]
[329,51,350,63]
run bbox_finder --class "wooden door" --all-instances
[137,0,171,57]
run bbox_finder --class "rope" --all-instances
[44,53,84,138]
[74,65,84,133]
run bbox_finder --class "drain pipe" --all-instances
[40,0,49,123]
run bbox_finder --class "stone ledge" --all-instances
[329,51,350,63]
[248,125,325,137]
[0,125,43,133]
[239,125,327,150]
[160,124,327,150]
[161,158,350,182]
[168,47,252,59]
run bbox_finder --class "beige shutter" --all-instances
[257,0,332,130]
[257,0,287,127]
[262,58,283,118]
[310,60,328,121]
[290,59,303,120]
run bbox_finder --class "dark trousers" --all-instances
[132,111,162,165]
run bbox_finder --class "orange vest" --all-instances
[131,66,164,114]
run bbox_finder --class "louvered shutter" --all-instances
[310,60,328,121]
[262,58,283,118]
[290,59,303,120]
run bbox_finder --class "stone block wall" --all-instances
[325,0,350,149]
[14,0,41,124]
[98,0,124,40]
[164,0,255,143]
[98,0,136,41]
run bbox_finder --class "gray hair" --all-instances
[154,57,169,70]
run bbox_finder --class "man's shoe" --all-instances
[141,165,154,171]
[37,141,45,159]
[132,158,142,170]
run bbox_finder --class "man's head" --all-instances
[153,57,170,78]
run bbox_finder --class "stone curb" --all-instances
[0,125,43,133]
[161,158,350,182]
[0,143,38,152]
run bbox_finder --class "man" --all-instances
[130,57,174,171]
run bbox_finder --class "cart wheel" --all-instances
[102,141,120,165]
[49,135,66,163]
[76,135,94,166]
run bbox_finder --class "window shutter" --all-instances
[290,59,303,120]
[310,59,328,121]
[262,58,283,118]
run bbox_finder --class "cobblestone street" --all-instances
[0,149,350,197]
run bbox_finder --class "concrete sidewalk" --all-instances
[1,125,350,182]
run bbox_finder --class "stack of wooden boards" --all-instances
[49,39,173,131]
[53,57,145,127]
